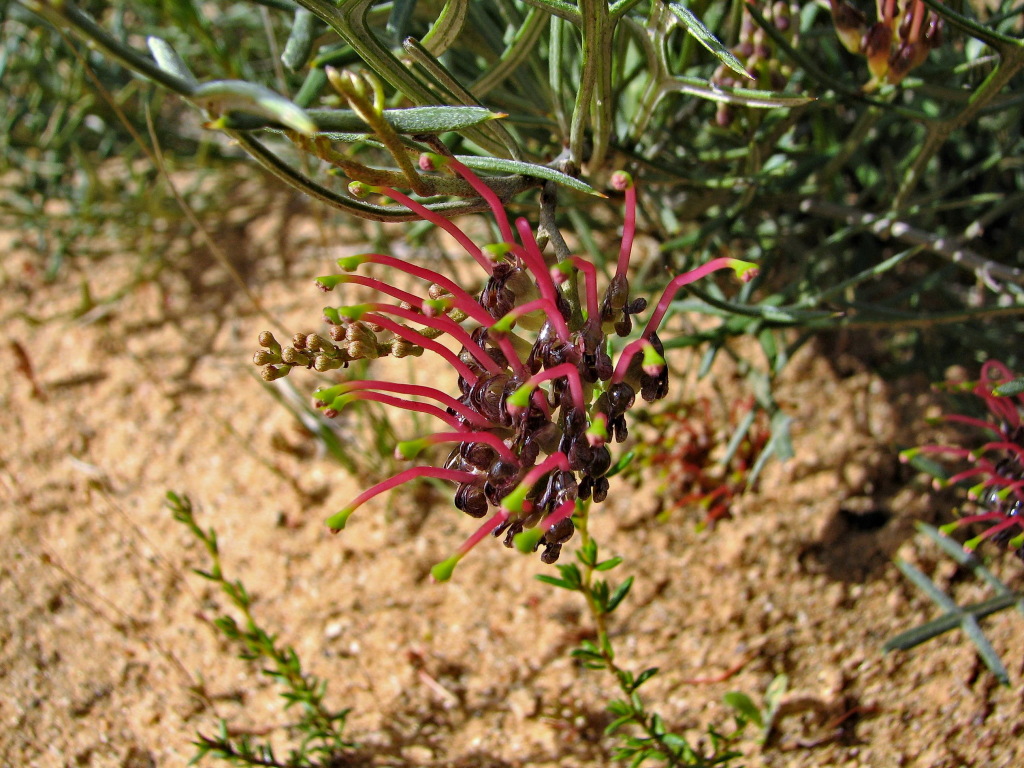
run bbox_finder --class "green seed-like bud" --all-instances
[390,338,423,358]
[253,349,281,366]
[282,347,312,365]
[258,331,281,353]
[261,365,290,382]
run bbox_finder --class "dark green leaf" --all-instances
[607,576,634,612]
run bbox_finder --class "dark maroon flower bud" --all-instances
[544,517,575,546]
[455,482,489,518]
[592,477,610,503]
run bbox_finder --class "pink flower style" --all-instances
[256,154,758,580]
[901,360,1024,559]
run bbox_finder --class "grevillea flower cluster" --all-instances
[901,360,1024,560]
[829,0,944,89]
[254,154,757,580]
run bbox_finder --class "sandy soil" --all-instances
[2,196,1023,768]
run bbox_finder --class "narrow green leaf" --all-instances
[961,615,1010,685]
[663,75,814,109]
[633,667,659,690]
[281,8,317,72]
[455,156,602,196]
[595,556,624,571]
[607,576,634,612]
[993,376,1024,396]
[605,714,636,735]
[665,3,751,80]
[534,574,576,590]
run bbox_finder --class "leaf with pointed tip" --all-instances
[666,3,751,80]
[455,156,602,196]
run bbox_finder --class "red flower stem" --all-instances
[494,334,529,378]
[335,391,471,431]
[514,218,561,307]
[538,499,576,532]
[364,313,480,384]
[329,467,478,531]
[358,303,502,375]
[342,254,493,325]
[455,509,511,555]
[409,431,518,464]
[610,338,654,384]
[524,362,586,411]
[569,256,600,320]
[940,413,1003,433]
[377,186,492,273]
[980,441,1024,463]
[616,183,636,280]
[641,257,744,340]
[444,156,516,247]
[331,380,496,428]
[909,0,925,43]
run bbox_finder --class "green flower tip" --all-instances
[483,243,513,261]
[322,306,343,325]
[513,528,544,554]
[729,259,760,283]
[551,259,574,284]
[348,181,378,198]
[315,275,344,291]
[610,170,633,191]
[395,438,427,460]
[336,254,369,272]
[938,521,961,536]
[336,303,370,321]
[507,384,534,410]
[491,315,516,335]
[1008,533,1024,550]
[641,344,666,374]
[586,414,609,446]
[325,507,354,533]
[430,554,461,582]
[329,394,355,411]
[419,152,449,173]
[963,535,984,553]
[313,383,347,404]
[502,485,530,516]
[898,448,919,463]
